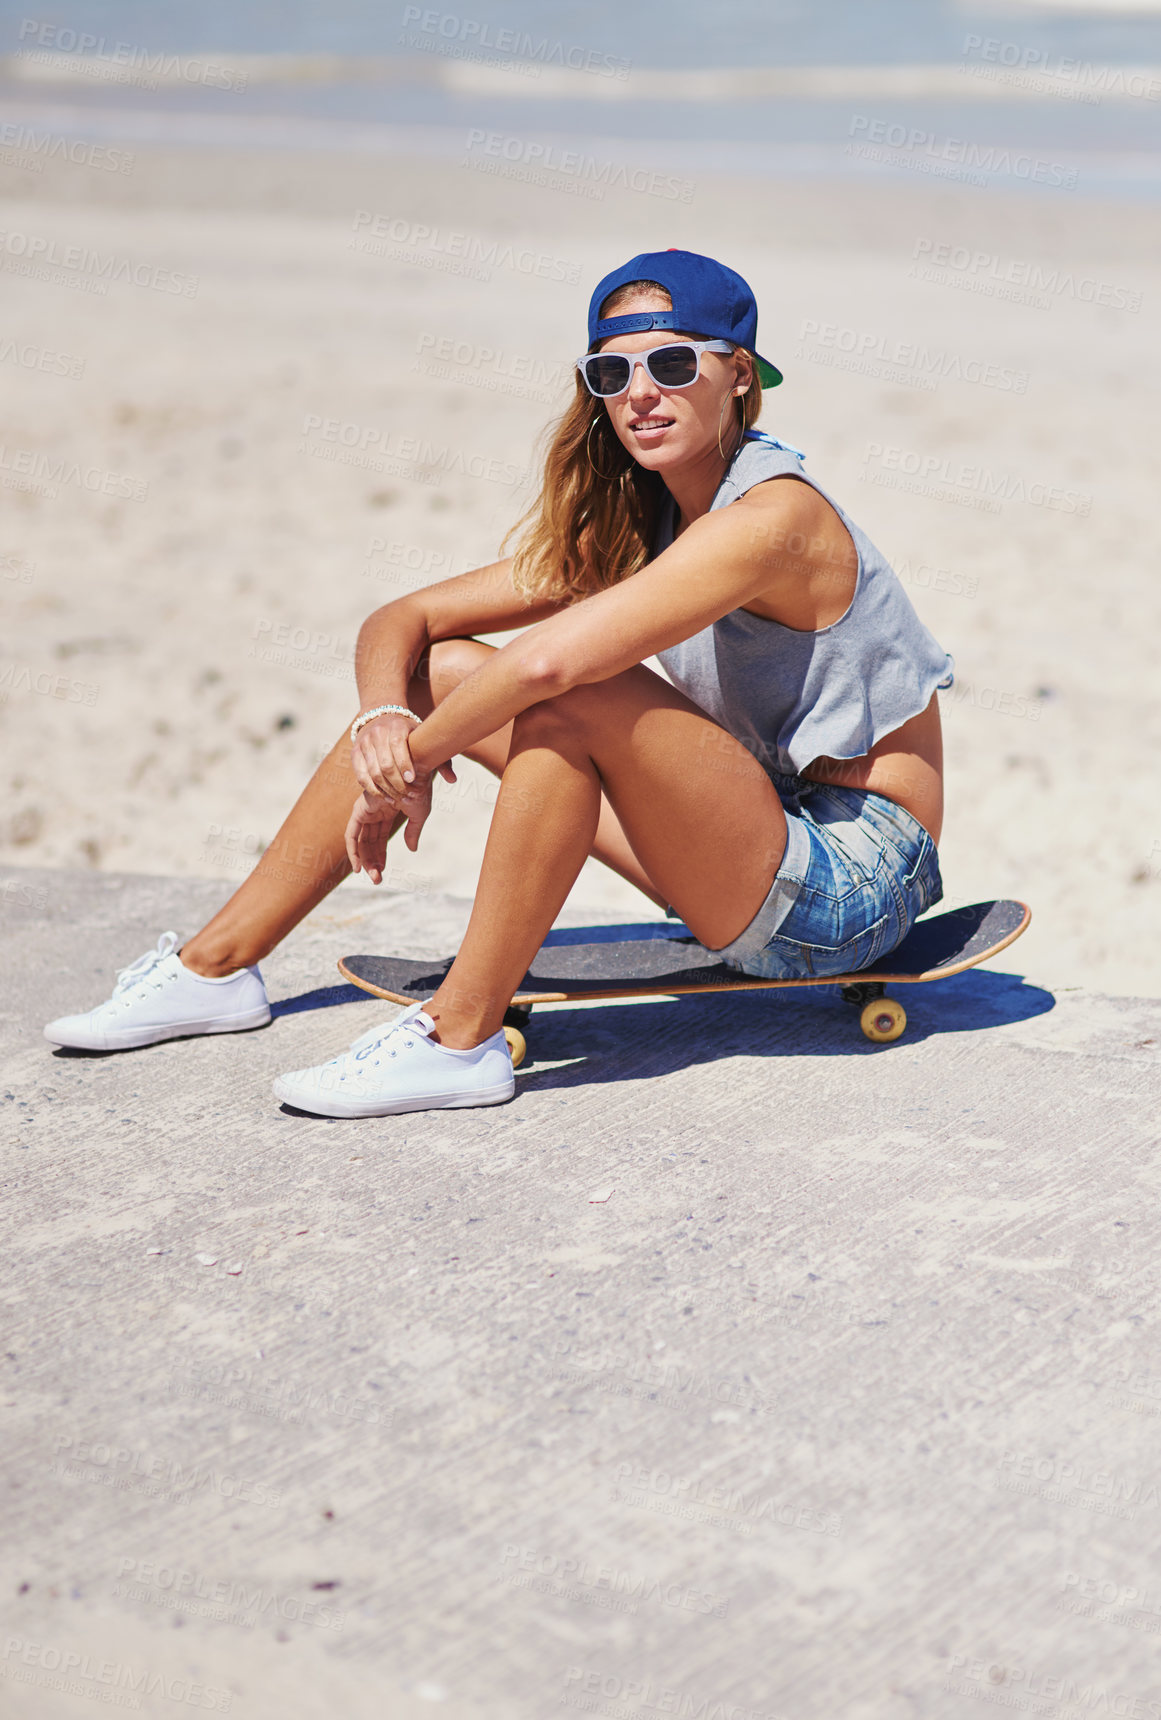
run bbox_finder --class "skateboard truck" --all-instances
[496,982,907,1065]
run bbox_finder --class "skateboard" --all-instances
[338,899,1030,1066]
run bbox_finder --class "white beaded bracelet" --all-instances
[350,704,423,743]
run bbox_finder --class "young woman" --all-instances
[45,249,950,1117]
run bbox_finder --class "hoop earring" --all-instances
[586,415,621,481]
[716,391,743,462]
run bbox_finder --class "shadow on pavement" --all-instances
[270,982,369,1018]
[258,966,1055,1098]
[513,967,1056,1087]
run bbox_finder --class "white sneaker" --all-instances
[272,1003,515,1118]
[44,931,271,1051]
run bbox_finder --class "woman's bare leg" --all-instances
[181,729,370,975]
[181,639,665,977]
[424,665,788,1048]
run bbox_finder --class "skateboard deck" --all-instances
[338,898,1030,1051]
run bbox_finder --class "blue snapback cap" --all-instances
[587,249,782,388]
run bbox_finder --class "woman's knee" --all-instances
[510,683,599,748]
[514,675,679,760]
[412,637,494,706]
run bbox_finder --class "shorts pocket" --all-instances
[738,910,894,981]
[803,792,886,887]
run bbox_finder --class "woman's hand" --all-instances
[345,716,457,879]
[344,788,420,882]
[350,712,457,803]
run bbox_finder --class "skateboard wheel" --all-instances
[860,997,906,1043]
[503,1025,527,1068]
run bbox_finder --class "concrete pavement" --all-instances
[2,865,1160,1720]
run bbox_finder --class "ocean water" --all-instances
[1,0,1160,194]
[4,0,1161,64]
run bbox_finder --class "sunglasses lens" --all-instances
[648,344,699,387]
[585,355,632,395]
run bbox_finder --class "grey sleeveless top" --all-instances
[653,430,953,781]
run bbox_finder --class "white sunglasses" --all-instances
[576,338,735,398]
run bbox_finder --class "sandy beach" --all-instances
[2,128,1159,995]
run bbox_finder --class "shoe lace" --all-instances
[348,1007,436,1064]
[112,930,180,996]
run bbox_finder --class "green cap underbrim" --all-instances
[756,356,783,389]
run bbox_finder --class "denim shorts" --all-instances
[709,777,943,981]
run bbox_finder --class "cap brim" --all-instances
[756,355,783,389]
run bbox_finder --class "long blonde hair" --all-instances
[504,281,764,606]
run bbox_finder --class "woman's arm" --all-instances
[354,555,566,709]
[351,556,567,797]
[401,481,821,779]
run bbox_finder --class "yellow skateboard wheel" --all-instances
[503,1025,527,1068]
[860,997,906,1043]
